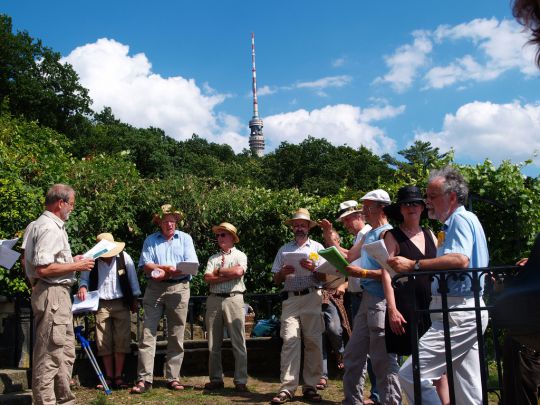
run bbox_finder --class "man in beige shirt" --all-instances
[204,222,248,392]
[24,184,94,405]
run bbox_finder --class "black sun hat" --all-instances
[383,186,426,222]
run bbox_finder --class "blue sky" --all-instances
[3,0,540,176]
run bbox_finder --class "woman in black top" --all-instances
[381,186,437,355]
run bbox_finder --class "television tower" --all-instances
[248,32,265,157]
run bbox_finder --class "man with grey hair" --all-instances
[24,184,95,405]
[389,166,489,404]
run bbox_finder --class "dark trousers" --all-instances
[502,335,540,405]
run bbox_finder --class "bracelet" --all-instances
[360,269,368,278]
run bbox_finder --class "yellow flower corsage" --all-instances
[437,231,445,248]
[309,252,320,262]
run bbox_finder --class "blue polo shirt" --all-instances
[139,230,199,281]
[432,206,489,297]
[360,223,393,298]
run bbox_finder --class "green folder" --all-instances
[318,246,349,276]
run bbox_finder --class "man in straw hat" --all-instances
[24,184,95,405]
[131,204,198,394]
[77,232,141,390]
[340,189,402,405]
[203,222,248,392]
[270,208,326,404]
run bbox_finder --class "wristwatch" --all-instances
[414,259,420,270]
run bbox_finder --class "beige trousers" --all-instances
[137,280,190,383]
[31,281,76,405]
[279,289,324,396]
[205,293,248,384]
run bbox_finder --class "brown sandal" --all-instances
[130,380,152,394]
[167,380,185,391]
[271,390,292,404]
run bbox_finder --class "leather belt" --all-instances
[211,292,244,298]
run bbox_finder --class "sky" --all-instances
[3,0,540,176]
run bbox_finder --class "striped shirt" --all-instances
[205,247,247,294]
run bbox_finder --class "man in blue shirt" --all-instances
[131,204,198,394]
[389,167,489,404]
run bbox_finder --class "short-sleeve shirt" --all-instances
[139,230,199,281]
[24,211,75,286]
[271,238,324,292]
[205,247,247,294]
[360,223,393,298]
[432,206,489,297]
[348,224,372,293]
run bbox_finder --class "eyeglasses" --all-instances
[63,199,75,208]
[401,201,422,207]
[217,233,228,238]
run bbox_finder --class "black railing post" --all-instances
[439,272,456,405]
[409,275,422,405]
[472,270,489,404]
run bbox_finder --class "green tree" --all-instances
[0,14,92,136]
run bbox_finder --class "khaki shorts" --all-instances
[95,299,131,356]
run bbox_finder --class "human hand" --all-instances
[280,265,295,277]
[388,307,407,335]
[319,219,333,232]
[75,258,95,272]
[387,256,414,273]
[151,268,169,281]
[77,286,87,301]
[300,258,316,272]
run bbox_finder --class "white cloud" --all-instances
[374,30,433,92]
[296,75,352,89]
[263,103,403,154]
[62,38,247,151]
[376,18,537,92]
[332,57,346,67]
[257,85,277,96]
[414,100,540,166]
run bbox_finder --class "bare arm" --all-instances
[345,265,383,280]
[204,265,245,285]
[388,253,469,273]
[36,257,94,278]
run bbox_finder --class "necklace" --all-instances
[400,225,422,237]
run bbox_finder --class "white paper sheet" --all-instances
[0,238,19,250]
[0,246,21,270]
[315,260,342,276]
[83,239,117,259]
[363,239,403,282]
[282,252,311,277]
[175,261,199,275]
[72,290,100,314]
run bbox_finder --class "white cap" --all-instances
[336,200,361,221]
[360,189,391,204]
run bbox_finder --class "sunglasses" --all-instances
[401,201,423,207]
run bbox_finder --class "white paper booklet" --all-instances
[363,239,403,282]
[315,260,342,276]
[0,245,20,270]
[175,261,199,275]
[282,252,310,277]
[83,239,117,259]
[72,290,100,314]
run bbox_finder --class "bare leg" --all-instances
[433,374,450,405]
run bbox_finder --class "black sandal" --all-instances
[114,375,129,389]
[167,380,185,391]
[303,388,322,403]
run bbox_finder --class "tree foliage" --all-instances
[0,14,91,136]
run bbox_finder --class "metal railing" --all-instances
[393,265,520,405]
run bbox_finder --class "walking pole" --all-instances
[74,325,112,395]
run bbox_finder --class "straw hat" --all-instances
[212,222,240,243]
[96,232,125,258]
[152,204,184,225]
[284,208,318,229]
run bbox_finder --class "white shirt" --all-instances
[79,252,141,300]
